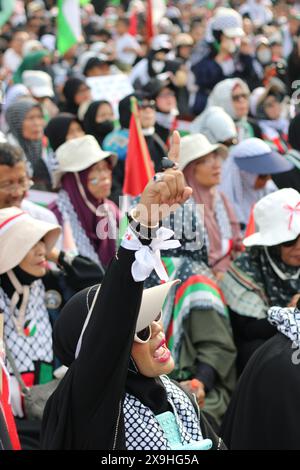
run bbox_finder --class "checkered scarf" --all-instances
[0,282,53,374]
[124,376,202,450]
[268,306,300,346]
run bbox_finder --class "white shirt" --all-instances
[3,49,22,73]
[115,33,141,66]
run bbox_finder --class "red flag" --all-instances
[129,9,138,36]
[146,0,154,44]
[0,370,21,450]
[123,98,154,197]
[244,206,256,239]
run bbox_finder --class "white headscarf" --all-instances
[190,106,237,144]
[207,78,250,119]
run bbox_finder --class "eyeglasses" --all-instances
[232,93,249,102]
[0,178,33,194]
[134,311,162,344]
[281,235,300,248]
[137,100,156,110]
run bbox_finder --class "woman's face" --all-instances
[19,240,47,277]
[22,107,44,140]
[254,174,271,189]
[263,95,282,120]
[280,235,300,267]
[87,159,112,200]
[156,87,177,113]
[194,152,223,188]
[131,319,175,377]
[138,102,156,129]
[232,85,249,119]
[66,121,85,141]
[96,103,114,123]
[74,84,92,106]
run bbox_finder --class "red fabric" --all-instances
[146,0,154,44]
[123,110,155,197]
[0,371,21,450]
[129,10,138,36]
[244,206,256,239]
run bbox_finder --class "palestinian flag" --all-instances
[57,0,82,55]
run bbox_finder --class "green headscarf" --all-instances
[13,50,50,84]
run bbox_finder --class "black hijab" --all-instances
[44,113,83,151]
[53,285,170,416]
[82,100,114,145]
[62,78,86,115]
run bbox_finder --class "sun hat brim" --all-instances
[0,214,61,274]
[234,151,294,175]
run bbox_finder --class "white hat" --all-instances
[136,279,180,333]
[243,188,300,247]
[190,106,237,144]
[0,207,61,274]
[54,135,117,188]
[22,70,54,98]
[151,34,172,51]
[212,7,245,38]
[179,134,228,171]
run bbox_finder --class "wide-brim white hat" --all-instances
[0,207,61,274]
[243,188,300,247]
[53,135,117,188]
[179,133,228,171]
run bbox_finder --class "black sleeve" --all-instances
[67,246,144,448]
[230,310,276,341]
[43,252,104,294]
[195,361,217,393]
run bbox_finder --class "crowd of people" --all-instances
[0,0,300,451]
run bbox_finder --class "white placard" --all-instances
[86,74,134,118]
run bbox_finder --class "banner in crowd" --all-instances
[86,74,134,117]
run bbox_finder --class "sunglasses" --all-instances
[281,234,300,248]
[232,93,249,102]
[134,311,162,344]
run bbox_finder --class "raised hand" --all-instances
[136,132,192,226]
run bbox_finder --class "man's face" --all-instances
[0,161,29,209]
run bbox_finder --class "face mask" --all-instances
[151,60,165,73]
[257,49,272,65]
[226,39,237,55]
[95,120,114,137]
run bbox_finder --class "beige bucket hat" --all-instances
[0,207,61,274]
[243,188,300,247]
[53,135,117,188]
[179,133,228,171]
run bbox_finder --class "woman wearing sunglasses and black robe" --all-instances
[41,135,226,450]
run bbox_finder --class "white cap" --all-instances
[212,8,245,38]
[22,70,54,98]
[151,34,172,51]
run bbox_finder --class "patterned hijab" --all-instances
[5,98,44,173]
[268,306,300,346]
[234,246,300,311]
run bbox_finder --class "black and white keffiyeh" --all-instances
[0,281,53,373]
[56,189,104,269]
[268,306,300,346]
[124,376,203,450]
